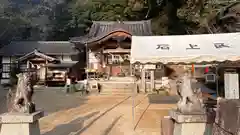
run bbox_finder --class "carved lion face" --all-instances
[16,72,35,88]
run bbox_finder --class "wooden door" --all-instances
[39,66,46,81]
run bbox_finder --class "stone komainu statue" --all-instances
[7,72,36,113]
[176,72,204,114]
[207,2,240,33]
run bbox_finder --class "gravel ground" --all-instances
[33,87,88,115]
[0,86,178,135]
[38,91,178,135]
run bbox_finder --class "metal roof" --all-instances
[0,41,78,56]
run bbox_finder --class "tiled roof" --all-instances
[70,20,152,44]
[0,41,78,56]
[16,49,58,62]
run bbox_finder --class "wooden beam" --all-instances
[45,60,48,86]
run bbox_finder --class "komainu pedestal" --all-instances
[0,111,43,135]
[170,110,210,135]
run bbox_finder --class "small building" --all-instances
[71,20,152,78]
[0,41,84,85]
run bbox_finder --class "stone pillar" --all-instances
[169,110,209,135]
[150,70,155,92]
[141,68,146,92]
[130,64,133,76]
[0,111,43,135]
[161,116,174,135]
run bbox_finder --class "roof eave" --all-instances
[15,50,59,62]
[0,52,79,57]
[71,30,132,45]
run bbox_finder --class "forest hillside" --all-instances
[0,0,239,45]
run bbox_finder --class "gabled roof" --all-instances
[70,20,152,44]
[0,41,78,56]
[16,49,58,62]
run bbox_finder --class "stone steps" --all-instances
[99,82,135,89]
[100,90,133,95]
[95,81,134,95]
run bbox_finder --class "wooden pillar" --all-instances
[108,65,112,79]
[150,70,155,92]
[45,60,48,86]
[101,50,104,72]
[27,60,30,69]
[141,68,146,92]
[130,64,133,76]
[86,47,89,81]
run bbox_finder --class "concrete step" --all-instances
[100,88,134,91]
[100,90,132,93]
[100,89,133,92]
[99,93,132,96]
[109,76,134,81]
[99,89,132,95]
[99,83,135,90]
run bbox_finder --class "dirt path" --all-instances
[41,94,148,135]
[40,94,177,135]
[40,95,131,134]
[134,104,176,134]
[78,94,148,135]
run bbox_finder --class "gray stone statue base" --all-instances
[169,110,209,135]
[0,111,43,135]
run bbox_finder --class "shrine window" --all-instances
[107,55,113,64]
[2,73,10,79]
[106,54,123,64]
[1,63,11,79]
[2,64,10,72]
[113,55,121,64]
[20,64,27,72]
[114,55,120,59]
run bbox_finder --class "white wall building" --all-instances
[0,41,81,84]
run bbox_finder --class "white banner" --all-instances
[131,32,240,64]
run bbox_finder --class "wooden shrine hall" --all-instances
[71,20,153,78]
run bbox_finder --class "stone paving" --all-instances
[0,86,178,135]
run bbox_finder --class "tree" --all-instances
[0,0,237,44]
[0,0,64,43]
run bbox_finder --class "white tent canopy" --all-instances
[130,32,240,64]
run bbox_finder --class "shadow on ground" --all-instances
[33,87,89,115]
[148,94,179,104]
[43,111,99,135]
[100,115,122,135]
